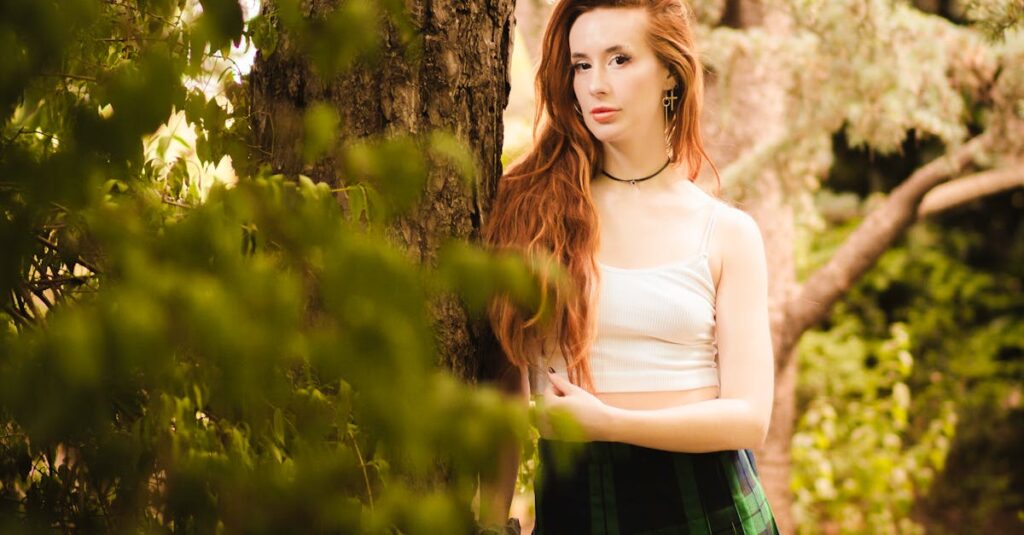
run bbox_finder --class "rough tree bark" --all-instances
[247,0,516,382]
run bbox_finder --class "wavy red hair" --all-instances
[483,0,720,393]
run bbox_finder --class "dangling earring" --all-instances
[662,86,678,130]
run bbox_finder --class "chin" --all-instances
[589,126,625,144]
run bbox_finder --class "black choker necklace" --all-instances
[602,158,671,186]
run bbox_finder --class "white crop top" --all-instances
[540,202,721,393]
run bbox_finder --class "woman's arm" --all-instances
[542,207,775,452]
[477,363,529,528]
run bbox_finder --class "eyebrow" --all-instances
[570,44,631,60]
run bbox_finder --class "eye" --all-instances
[573,54,626,71]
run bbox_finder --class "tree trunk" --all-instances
[747,175,799,535]
[247,0,516,381]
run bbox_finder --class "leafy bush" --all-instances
[793,213,1024,534]
[0,1,546,532]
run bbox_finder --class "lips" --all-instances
[590,107,619,123]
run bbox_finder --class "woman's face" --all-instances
[568,7,674,143]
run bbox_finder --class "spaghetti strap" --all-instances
[697,203,719,257]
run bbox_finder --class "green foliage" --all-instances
[855,216,1024,533]
[959,0,1024,41]
[197,0,245,51]
[303,103,341,163]
[0,0,546,533]
[794,320,956,535]
[793,206,1024,534]
[1,176,544,533]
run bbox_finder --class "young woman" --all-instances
[481,1,779,533]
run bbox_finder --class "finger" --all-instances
[546,370,574,394]
[543,382,559,399]
[544,369,565,396]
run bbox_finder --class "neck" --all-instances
[600,155,690,192]
[600,128,678,186]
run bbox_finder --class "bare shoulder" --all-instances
[714,203,763,243]
[708,202,767,288]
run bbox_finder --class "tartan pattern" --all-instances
[534,439,780,535]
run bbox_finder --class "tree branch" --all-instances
[162,196,194,209]
[27,275,95,291]
[34,235,101,275]
[40,72,98,83]
[917,164,1024,218]
[777,132,995,366]
[3,305,32,330]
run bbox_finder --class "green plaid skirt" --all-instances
[534,439,779,535]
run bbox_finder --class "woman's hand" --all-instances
[538,369,614,442]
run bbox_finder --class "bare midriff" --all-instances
[595,385,719,411]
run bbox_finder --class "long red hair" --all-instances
[482,0,720,392]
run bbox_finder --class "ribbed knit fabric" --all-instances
[542,203,721,394]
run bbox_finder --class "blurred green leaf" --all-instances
[247,13,279,56]
[429,131,478,187]
[303,103,341,163]
[198,0,245,51]
[343,135,427,217]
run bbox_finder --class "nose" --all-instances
[588,64,609,96]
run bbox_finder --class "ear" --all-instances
[662,69,677,92]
